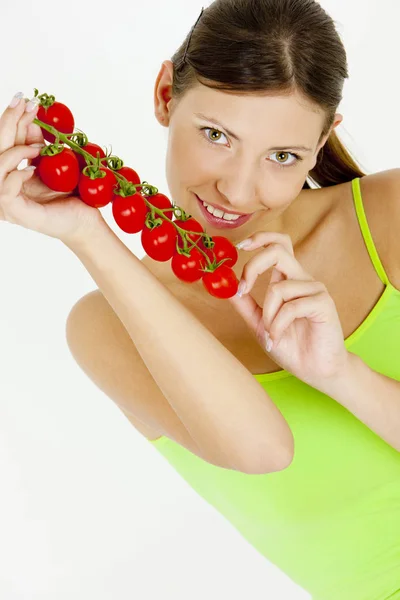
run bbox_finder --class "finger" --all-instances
[262,279,326,337]
[26,121,45,146]
[0,94,30,154]
[228,290,266,344]
[0,145,42,185]
[25,123,46,168]
[0,166,37,224]
[229,232,298,341]
[227,278,322,346]
[242,243,312,295]
[268,289,329,346]
[15,98,41,146]
[238,231,295,256]
[236,231,297,290]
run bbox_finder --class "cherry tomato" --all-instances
[74,142,107,171]
[200,235,238,268]
[37,101,75,144]
[78,167,117,208]
[113,166,141,186]
[30,153,42,169]
[37,147,80,193]
[202,265,239,299]
[171,248,206,283]
[175,216,204,250]
[112,193,148,233]
[145,193,174,221]
[141,220,178,262]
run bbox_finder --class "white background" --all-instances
[1,1,399,598]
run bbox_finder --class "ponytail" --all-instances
[305,130,367,188]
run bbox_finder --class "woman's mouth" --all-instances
[195,195,254,229]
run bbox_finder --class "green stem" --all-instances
[32,117,218,270]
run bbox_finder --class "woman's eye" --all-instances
[200,127,228,145]
[270,151,299,167]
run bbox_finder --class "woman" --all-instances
[1,0,399,598]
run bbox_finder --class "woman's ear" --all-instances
[310,113,343,169]
[154,60,175,127]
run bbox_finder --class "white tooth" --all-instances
[223,212,241,221]
[208,206,224,218]
[202,201,240,221]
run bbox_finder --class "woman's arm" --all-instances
[65,220,294,474]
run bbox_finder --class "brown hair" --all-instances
[170,0,367,189]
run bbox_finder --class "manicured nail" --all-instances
[265,332,273,352]
[9,91,24,108]
[236,279,247,297]
[236,239,252,250]
[25,97,41,112]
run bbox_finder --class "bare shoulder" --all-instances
[361,168,400,195]
[331,169,400,287]
[356,168,400,214]
[358,168,400,254]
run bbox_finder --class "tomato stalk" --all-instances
[33,116,216,265]
[29,89,240,297]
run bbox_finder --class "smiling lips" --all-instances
[196,195,255,229]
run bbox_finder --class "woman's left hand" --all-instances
[228,230,351,392]
[0,93,103,245]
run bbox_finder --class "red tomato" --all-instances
[112,193,148,233]
[145,193,174,221]
[78,168,117,208]
[37,147,80,193]
[175,216,204,250]
[200,235,238,268]
[37,102,75,144]
[202,265,239,299]
[141,220,178,262]
[113,166,141,186]
[171,248,206,283]
[74,142,106,171]
[30,154,42,169]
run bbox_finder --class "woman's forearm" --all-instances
[65,221,294,473]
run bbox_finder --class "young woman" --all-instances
[1,0,399,598]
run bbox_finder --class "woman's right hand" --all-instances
[0,93,72,221]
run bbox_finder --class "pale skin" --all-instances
[150,60,349,367]
[153,59,343,276]
[4,70,399,455]
[62,60,400,456]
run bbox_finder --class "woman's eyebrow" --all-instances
[194,112,313,153]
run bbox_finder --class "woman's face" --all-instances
[154,60,342,247]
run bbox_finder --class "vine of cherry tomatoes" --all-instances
[31,89,240,299]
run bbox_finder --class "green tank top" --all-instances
[148,177,400,600]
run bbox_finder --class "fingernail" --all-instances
[29,143,45,147]
[236,239,252,250]
[24,165,37,171]
[264,332,273,352]
[9,91,24,108]
[236,279,247,297]
[25,97,41,112]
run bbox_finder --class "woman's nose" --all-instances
[217,163,259,208]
